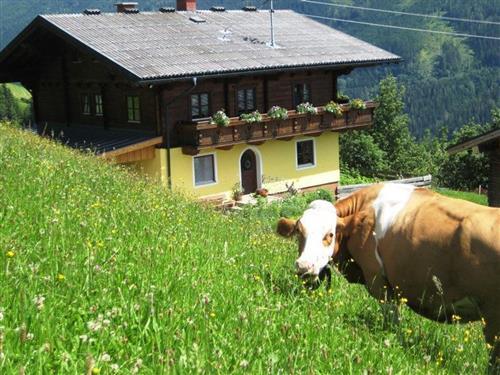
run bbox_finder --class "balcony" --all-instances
[179,101,377,155]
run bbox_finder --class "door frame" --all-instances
[238,147,263,193]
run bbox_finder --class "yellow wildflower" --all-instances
[399,297,408,304]
[210,312,216,318]
[452,314,462,322]
[92,368,101,374]
[6,250,15,258]
[56,274,65,281]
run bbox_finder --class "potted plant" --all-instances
[336,93,350,104]
[267,105,288,120]
[210,109,230,127]
[296,102,318,115]
[240,110,263,124]
[350,98,367,110]
[231,182,243,201]
[324,101,343,118]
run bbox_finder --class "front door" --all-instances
[241,149,257,194]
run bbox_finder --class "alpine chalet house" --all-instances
[0,1,401,201]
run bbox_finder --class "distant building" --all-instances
[0,1,400,201]
[448,128,500,207]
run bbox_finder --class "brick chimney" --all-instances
[114,2,138,13]
[177,0,196,11]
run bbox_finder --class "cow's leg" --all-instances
[483,311,500,374]
[366,270,400,326]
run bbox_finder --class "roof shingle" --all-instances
[40,10,400,81]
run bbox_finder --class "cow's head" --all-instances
[277,200,342,284]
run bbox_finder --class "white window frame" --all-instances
[193,152,218,188]
[295,138,317,170]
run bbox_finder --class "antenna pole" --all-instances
[270,0,275,47]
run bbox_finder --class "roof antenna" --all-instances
[264,0,277,48]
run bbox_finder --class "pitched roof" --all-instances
[447,128,500,154]
[1,9,401,83]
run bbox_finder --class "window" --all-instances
[95,94,103,116]
[191,93,210,119]
[194,154,216,186]
[293,83,311,107]
[81,94,91,115]
[296,139,315,168]
[237,88,256,114]
[127,95,141,123]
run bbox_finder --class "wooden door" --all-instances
[241,149,257,194]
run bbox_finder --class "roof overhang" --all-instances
[447,129,500,154]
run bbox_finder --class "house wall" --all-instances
[166,132,340,199]
[163,70,337,147]
[34,45,158,133]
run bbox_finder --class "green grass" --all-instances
[0,123,489,374]
[6,83,31,111]
[435,188,488,206]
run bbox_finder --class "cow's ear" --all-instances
[276,218,296,238]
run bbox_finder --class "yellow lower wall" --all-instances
[169,132,339,199]
[128,149,168,185]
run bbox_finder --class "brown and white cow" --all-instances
[277,183,500,370]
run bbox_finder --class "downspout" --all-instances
[162,77,198,190]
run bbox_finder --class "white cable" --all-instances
[303,14,500,41]
[301,0,500,26]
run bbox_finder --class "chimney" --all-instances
[115,2,138,13]
[177,0,196,11]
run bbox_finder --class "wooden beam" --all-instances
[182,146,200,156]
[101,136,163,158]
[215,145,234,151]
[247,140,265,146]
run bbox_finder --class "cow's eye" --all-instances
[329,233,334,239]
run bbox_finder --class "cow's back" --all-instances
[376,188,500,318]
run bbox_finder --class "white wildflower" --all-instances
[79,335,89,342]
[87,320,102,332]
[33,295,45,311]
[110,364,119,372]
[101,353,111,362]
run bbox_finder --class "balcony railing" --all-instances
[179,101,377,154]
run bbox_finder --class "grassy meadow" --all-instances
[5,84,31,111]
[0,123,490,374]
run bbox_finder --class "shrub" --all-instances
[296,102,318,115]
[267,106,288,120]
[240,110,263,123]
[210,109,230,127]
[350,99,367,110]
[337,93,350,103]
[324,101,343,118]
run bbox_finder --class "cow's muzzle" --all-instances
[297,264,333,290]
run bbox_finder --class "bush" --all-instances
[350,98,367,110]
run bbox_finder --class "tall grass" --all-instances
[0,123,488,373]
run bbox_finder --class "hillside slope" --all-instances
[0,123,488,373]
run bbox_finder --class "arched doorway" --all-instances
[240,149,258,194]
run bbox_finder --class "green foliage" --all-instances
[296,102,318,115]
[324,101,343,117]
[239,110,263,124]
[0,84,26,124]
[350,99,366,110]
[267,105,288,120]
[210,109,230,127]
[341,76,433,179]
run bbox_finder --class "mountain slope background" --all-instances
[0,0,498,137]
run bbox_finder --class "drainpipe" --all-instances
[162,77,198,189]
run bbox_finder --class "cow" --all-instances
[277,183,500,372]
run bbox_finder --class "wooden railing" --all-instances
[178,101,377,155]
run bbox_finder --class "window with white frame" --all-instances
[296,139,315,168]
[194,154,216,186]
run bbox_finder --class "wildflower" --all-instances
[399,297,408,305]
[79,334,88,342]
[0,308,4,321]
[452,314,462,322]
[26,333,34,341]
[56,274,65,282]
[6,251,15,258]
[101,353,111,362]
[457,344,464,352]
[92,367,100,374]
[87,320,102,332]
[110,364,119,372]
[383,339,391,347]
[240,359,249,368]
[33,295,45,311]
[210,312,216,318]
